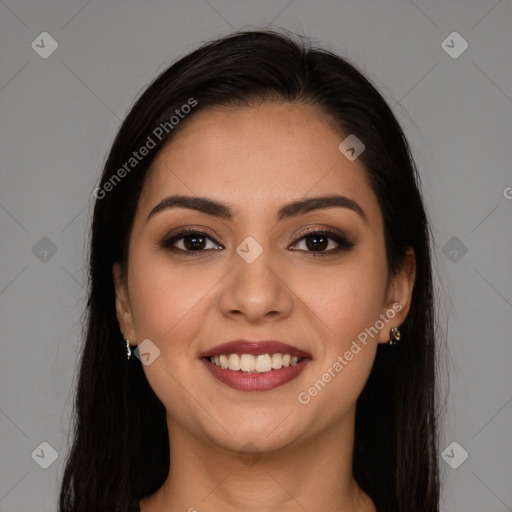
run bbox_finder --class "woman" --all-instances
[59,29,441,511]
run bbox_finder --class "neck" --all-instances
[140,407,375,512]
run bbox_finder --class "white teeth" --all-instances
[208,353,304,372]
[219,354,229,369]
[240,354,255,372]
[271,353,283,369]
[255,354,272,372]
[228,354,240,371]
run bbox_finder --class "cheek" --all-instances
[290,250,387,409]
[126,255,215,427]
[291,252,388,345]
[127,252,212,352]
[296,284,382,418]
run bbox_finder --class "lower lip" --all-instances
[201,357,310,391]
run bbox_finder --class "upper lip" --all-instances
[200,340,311,358]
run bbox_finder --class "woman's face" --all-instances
[114,102,414,453]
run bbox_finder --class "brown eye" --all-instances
[290,229,355,256]
[159,228,354,257]
[159,229,222,254]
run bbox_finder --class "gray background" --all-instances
[1,1,511,511]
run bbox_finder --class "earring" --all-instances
[388,326,401,345]
[125,338,132,360]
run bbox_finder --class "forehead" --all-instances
[138,103,381,224]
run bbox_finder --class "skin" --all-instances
[113,102,416,512]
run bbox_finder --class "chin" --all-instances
[203,414,306,454]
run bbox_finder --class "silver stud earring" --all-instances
[125,338,132,359]
[388,326,401,345]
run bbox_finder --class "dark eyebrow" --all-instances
[146,194,367,224]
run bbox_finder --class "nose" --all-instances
[218,241,294,324]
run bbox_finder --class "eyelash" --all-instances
[158,227,355,258]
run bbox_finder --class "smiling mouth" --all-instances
[206,353,305,373]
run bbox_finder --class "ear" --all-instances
[377,247,416,344]
[112,261,136,342]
